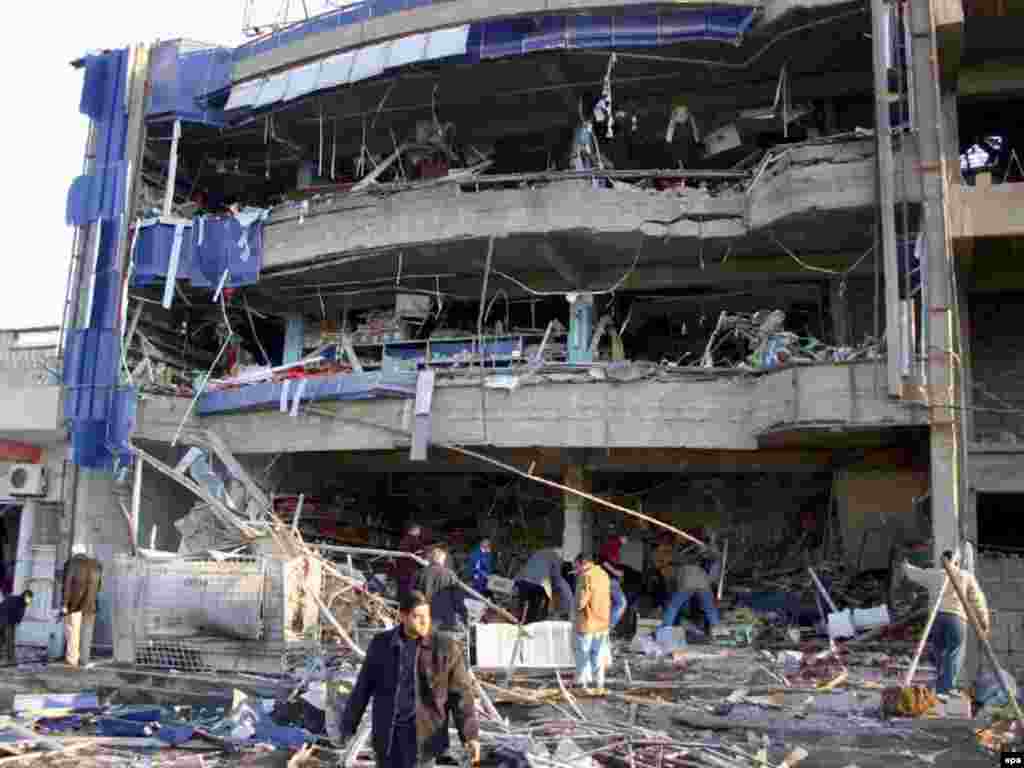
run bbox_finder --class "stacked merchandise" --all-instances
[351,310,408,345]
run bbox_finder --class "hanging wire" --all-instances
[492,247,642,297]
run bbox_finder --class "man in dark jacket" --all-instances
[0,590,32,663]
[339,590,480,768]
[416,545,467,632]
[61,552,102,667]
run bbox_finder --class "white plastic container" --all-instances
[852,604,891,629]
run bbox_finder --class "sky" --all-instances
[0,1,244,330]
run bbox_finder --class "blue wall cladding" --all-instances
[63,48,138,470]
[131,220,194,288]
[189,211,267,289]
[470,6,757,61]
[147,40,232,126]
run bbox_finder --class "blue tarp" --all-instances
[63,48,139,470]
[198,370,418,416]
[147,39,232,126]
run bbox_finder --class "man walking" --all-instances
[0,590,32,664]
[573,553,611,694]
[338,590,481,768]
[904,550,990,697]
[416,545,467,633]
[61,549,102,668]
[660,557,720,638]
[515,546,573,623]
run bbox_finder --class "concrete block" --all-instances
[1006,612,1024,654]
[992,611,1012,654]
[978,556,1002,586]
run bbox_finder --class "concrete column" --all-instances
[870,0,903,396]
[284,313,305,364]
[830,279,850,346]
[562,463,592,560]
[567,293,594,364]
[909,0,964,565]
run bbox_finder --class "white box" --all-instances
[475,621,575,668]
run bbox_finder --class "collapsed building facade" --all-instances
[1,0,1023,682]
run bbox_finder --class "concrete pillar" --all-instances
[830,279,850,346]
[870,0,903,396]
[562,463,592,560]
[567,293,594,364]
[284,313,305,364]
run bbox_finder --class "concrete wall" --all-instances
[976,553,1024,682]
[835,466,928,571]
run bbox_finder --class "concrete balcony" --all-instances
[260,140,922,282]
[134,361,924,456]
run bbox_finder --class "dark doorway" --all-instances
[977,492,1024,552]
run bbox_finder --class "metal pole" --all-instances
[162,119,182,217]
[903,576,947,686]
[870,0,903,396]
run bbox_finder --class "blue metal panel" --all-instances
[424,25,471,60]
[349,43,390,82]
[570,15,613,49]
[567,296,594,364]
[282,59,323,101]
[147,41,231,125]
[189,215,264,289]
[317,51,356,89]
[224,78,264,111]
[659,9,710,41]
[253,71,289,107]
[388,33,430,70]
[132,221,194,287]
[523,16,568,53]
[283,314,305,364]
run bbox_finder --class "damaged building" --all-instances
[2,0,1023,693]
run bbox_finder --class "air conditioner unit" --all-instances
[8,464,47,497]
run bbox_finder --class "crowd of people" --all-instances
[386,522,728,694]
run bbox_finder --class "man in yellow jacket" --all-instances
[573,553,611,694]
